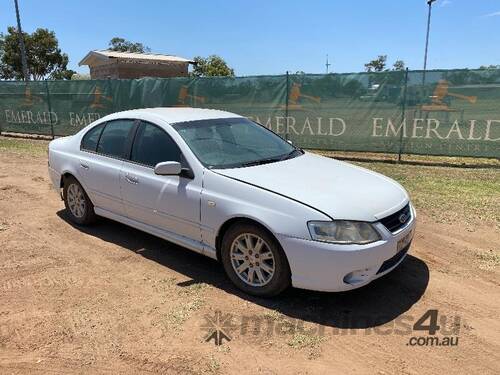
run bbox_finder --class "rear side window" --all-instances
[81,123,105,152]
[131,122,181,167]
[97,120,135,158]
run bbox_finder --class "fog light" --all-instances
[343,268,373,285]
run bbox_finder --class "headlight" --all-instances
[307,221,381,244]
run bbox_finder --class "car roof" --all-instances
[101,107,242,125]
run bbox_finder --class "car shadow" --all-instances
[57,210,429,329]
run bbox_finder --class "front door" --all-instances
[120,121,202,242]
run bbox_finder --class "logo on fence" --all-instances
[90,86,113,109]
[23,86,43,107]
[175,85,206,107]
[282,83,321,111]
[421,80,477,112]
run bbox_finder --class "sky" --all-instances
[1,0,499,76]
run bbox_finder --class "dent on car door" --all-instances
[78,119,136,215]
[120,121,202,242]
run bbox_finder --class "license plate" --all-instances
[397,230,413,252]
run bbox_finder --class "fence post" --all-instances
[106,77,115,113]
[397,68,409,163]
[44,80,55,139]
[285,71,289,140]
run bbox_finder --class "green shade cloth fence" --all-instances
[0,68,499,158]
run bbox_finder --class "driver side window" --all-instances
[131,122,182,167]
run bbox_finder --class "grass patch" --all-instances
[179,282,210,296]
[204,355,221,374]
[313,149,500,168]
[263,310,283,321]
[263,310,297,334]
[165,296,204,331]
[287,332,325,350]
[0,136,49,156]
[0,221,8,232]
[474,249,500,270]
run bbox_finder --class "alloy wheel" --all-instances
[229,233,276,287]
[67,183,86,218]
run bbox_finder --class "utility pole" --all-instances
[14,0,29,81]
[422,0,437,86]
[325,54,331,74]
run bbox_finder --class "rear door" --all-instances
[78,119,137,215]
[120,121,202,242]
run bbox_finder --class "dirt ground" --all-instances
[0,144,499,374]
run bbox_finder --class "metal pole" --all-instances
[422,0,436,87]
[45,80,55,139]
[285,71,289,140]
[13,0,29,81]
[398,68,409,163]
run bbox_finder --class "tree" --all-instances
[0,33,5,76]
[393,60,405,71]
[108,37,150,53]
[364,55,387,72]
[479,64,500,69]
[191,55,234,77]
[1,27,74,80]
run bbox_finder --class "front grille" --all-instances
[379,203,411,233]
[376,242,411,274]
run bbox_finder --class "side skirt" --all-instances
[94,207,218,260]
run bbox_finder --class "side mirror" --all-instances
[154,161,182,176]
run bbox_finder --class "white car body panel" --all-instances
[120,161,202,242]
[79,153,124,215]
[200,169,330,258]
[48,107,416,293]
[214,152,409,222]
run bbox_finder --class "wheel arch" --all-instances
[59,172,93,205]
[60,171,83,188]
[215,216,287,264]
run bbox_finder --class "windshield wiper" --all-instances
[241,156,282,167]
[240,149,303,168]
[278,148,303,161]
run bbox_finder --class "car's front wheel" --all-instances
[63,176,96,225]
[221,223,291,297]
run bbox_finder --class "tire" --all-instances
[63,176,96,226]
[221,223,291,297]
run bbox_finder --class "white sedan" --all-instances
[48,108,416,296]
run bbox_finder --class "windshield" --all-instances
[172,117,302,169]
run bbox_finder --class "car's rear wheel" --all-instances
[221,223,291,297]
[63,176,96,225]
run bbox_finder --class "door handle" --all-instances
[80,163,89,170]
[125,175,139,184]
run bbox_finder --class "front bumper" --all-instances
[277,205,416,292]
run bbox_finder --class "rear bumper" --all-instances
[48,166,61,193]
[277,205,416,292]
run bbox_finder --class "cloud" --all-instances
[483,11,500,17]
[440,0,452,7]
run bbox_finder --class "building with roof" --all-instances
[79,50,194,79]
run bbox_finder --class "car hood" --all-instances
[213,152,409,222]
